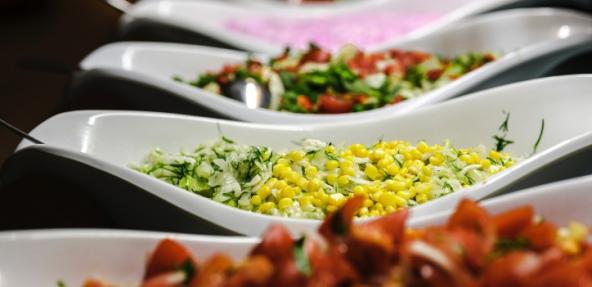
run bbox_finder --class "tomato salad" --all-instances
[177,44,497,113]
[83,198,589,287]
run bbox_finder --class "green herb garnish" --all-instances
[293,236,312,277]
[493,111,515,152]
[531,119,545,155]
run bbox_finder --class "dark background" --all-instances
[0,0,126,230]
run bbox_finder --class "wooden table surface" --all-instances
[0,0,124,230]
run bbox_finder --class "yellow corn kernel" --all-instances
[358,207,369,216]
[410,148,422,160]
[277,158,291,165]
[378,192,397,207]
[394,195,407,207]
[326,174,338,185]
[275,179,289,190]
[416,193,428,204]
[415,183,432,194]
[356,148,368,158]
[429,155,444,165]
[569,222,589,241]
[370,210,381,217]
[363,199,374,208]
[373,203,384,211]
[287,171,300,183]
[480,159,492,169]
[250,195,262,205]
[307,179,322,192]
[385,163,400,176]
[370,149,386,161]
[265,178,278,188]
[417,141,430,153]
[505,160,515,167]
[489,150,501,160]
[387,180,406,191]
[297,178,309,189]
[257,185,272,199]
[338,175,350,186]
[304,165,318,178]
[278,198,293,210]
[259,202,275,213]
[326,160,339,170]
[288,150,305,161]
[470,152,481,164]
[399,167,409,175]
[385,205,396,213]
[341,167,356,176]
[365,164,382,180]
[326,205,338,213]
[397,190,415,200]
[328,193,346,206]
[377,157,393,169]
[313,191,329,207]
[459,154,472,163]
[420,166,432,176]
[325,145,336,153]
[280,187,296,199]
[299,195,313,206]
[340,160,354,170]
[272,163,288,177]
[352,185,367,197]
[419,175,431,182]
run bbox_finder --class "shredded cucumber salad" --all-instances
[134,137,519,219]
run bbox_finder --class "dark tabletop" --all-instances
[0,0,124,230]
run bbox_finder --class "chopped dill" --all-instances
[531,119,545,155]
[493,111,514,152]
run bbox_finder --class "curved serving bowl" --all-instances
[118,0,591,52]
[2,174,592,286]
[78,8,592,124]
[4,75,592,236]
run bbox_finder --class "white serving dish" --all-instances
[79,8,592,124]
[117,0,589,53]
[2,174,592,286]
[4,75,592,236]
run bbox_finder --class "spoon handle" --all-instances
[0,118,44,144]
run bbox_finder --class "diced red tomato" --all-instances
[427,69,444,81]
[521,222,557,251]
[390,95,405,105]
[318,94,354,114]
[225,256,274,287]
[297,95,314,111]
[251,224,294,263]
[319,196,364,242]
[301,47,332,64]
[144,239,196,280]
[482,252,541,287]
[493,206,534,238]
[447,199,495,240]
[189,253,233,287]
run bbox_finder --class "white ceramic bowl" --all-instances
[2,174,592,286]
[4,75,592,236]
[79,8,592,124]
[118,0,587,53]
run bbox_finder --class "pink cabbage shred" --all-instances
[225,11,442,50]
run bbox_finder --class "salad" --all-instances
[176,44,497,113]
[81,198,590,287]
[135,136,518,220]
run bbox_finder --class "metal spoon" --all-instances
[220,78,272,109]
[0,118,44,144]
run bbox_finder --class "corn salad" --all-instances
[135,137,517,219]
